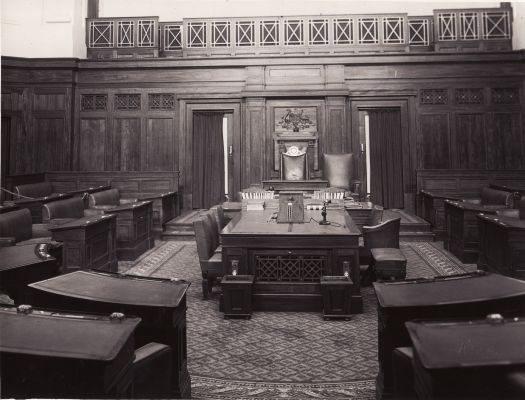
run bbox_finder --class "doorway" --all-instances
[192,111,235,209]
[365,108,404,209]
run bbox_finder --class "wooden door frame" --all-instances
[350,97,417,212]
[180,100,241,209]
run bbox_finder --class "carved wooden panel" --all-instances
[33,93,66,111]
[112,118,141,171]
[491,88,520,105]
[419,89,448,105]
[1,90,24,111]
[455,113,486,169]
[274,107,317,133]
[115,94,141,111]
[420,114,450,168]
[79,118,106,171]
[486,112,523,170]
[148,93,175,110]
[146,118,173,171]
[81,94,108,111]
[455,88,484,105]
[33,117,66,171]
[245,99,265,186]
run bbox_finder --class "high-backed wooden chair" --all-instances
[210,205,227,229]
[193,217,224,299]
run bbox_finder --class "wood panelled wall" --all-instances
[2,53,524,210]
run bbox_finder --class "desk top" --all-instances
[103,200,152,212]
[30,270,190,308]
[0,304,140,360]
[222,209,360,236]
[48,214,116,231]
[406,317,525,369]
[477,213,525,230]
[374,272,525,308]
[444,199,502,213]
[0,244,56,272]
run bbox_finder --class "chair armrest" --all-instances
[0,237,16,246]
[89,205,115,211]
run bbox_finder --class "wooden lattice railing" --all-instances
[86,5,512,59]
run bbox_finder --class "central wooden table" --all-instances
[221,208,362,312]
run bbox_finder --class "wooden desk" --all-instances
[373,272,525,398]
[48,214,117,273]
[419,190,462,240]
[221,209,362,312]
[407,317,525,399]
[477,213,525,279]
[0,243,60,303]
[99,201,154,260]
[444,200,502,263]
[0,304,139,398]
[344,201,375,228]
[138,191,178,233]
[30,271,191,398]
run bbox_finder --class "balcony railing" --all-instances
[86,5,512,59]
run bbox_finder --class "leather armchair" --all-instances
[323,153,355,190]
[42,197,94,226]
[88,188,136,210]
[0,208,52,246]
[363,217,401,250]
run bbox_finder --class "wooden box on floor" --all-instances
[320,276,353,320]
[0,304,139,399]
[48,214,118,273]
[29,271,192,399]
[372,272,525,399]
[221,274,254,319]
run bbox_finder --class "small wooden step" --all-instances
[161,229,196,241]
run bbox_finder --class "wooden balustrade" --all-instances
[86,5,513,59]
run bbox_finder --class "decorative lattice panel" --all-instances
[260,20,279,46]
[138,20,155,47]
[163,24,182,50]
[187,22,206,48]
[148,94,175,110]
[420,89,449,105]
[255,255,326,281]
[459,12,479,40]
[211,21,230,47]
[333,18,353,45]
[482,11,510,40]
[383,17,404,44]
[89,21,114,48]
[438,13,457,41]
[358,17,379,44]
[236,21,255,46]
[309,19,328,45]
[491,88,520,105]
[117,21,134,47]
[81,94,108,111]
[455,88,484,104]
[284,19,304,46]
[115,94,141,110]
[409,18,430,46]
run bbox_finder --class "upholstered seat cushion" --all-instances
[323,153,353,190]
[88,188,121,207]
[371,248,407,264]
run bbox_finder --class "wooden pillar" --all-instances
[244,98,266,188]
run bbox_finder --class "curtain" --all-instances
[368,109,404,209]
[192,112,225,209]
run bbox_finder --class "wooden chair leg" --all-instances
[208,278,214,293]
[361,261,376,286]
[202,278,209,300]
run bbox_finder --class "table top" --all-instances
[406,317,525,369]
[373,272,525,308]
[222,208,360,237]
[444,199,502,213]
[30,270,190,308]
[104,200,152,212]
[0,305,140,360]
[48,213,116,231]
[0,244,56,271]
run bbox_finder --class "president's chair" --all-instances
[280,146,308,181]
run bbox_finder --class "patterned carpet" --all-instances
[122,240,474,399]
